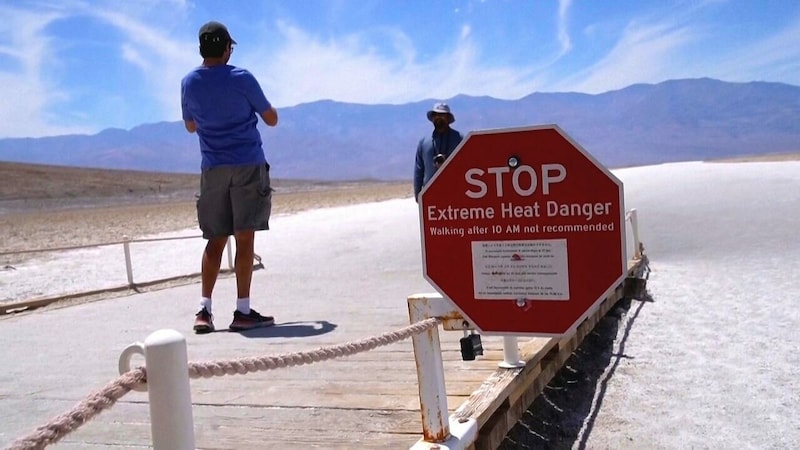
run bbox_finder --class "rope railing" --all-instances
[4,318,441,450]
[187,317,440,379]
[5,368,147,450]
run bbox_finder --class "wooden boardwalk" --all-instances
[0,199,645,449]
[1,264,643,449]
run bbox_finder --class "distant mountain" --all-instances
[1,78,797,180]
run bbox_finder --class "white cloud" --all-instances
[709,17,800,84]
[557,20,695,93]
[247,21,542,107]
[557,0,573,57]
[552,9,800,94]
[89,9,197,124]
[1,1,796,139]
[0,1,198,137]
[0,5,93,138]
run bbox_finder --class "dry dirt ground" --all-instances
[0,162,412,254]
[1,155,792,305]
[2,152,797,254]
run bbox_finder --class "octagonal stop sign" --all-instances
[419,124,625,336]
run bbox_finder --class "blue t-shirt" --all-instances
[181,65,272,169]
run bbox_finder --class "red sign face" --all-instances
[419,125,625,335]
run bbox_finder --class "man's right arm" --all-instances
[180,78,196,133]
[260,107,278,127]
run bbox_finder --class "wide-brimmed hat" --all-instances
[427,102,455,124]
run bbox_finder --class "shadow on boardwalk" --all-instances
[500,290,653,450]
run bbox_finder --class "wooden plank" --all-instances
[64,401,427,449]
[451,337,555,426]
[448,257,645,450]
[187,391,471,411]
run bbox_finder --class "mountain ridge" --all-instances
[1,78,798,180]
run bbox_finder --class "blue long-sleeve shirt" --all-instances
[414,128,463,200]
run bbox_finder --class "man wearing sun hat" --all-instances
[413,102,464,201]
[181,21,279,334]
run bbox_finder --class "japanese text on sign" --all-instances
[472,239,570,300]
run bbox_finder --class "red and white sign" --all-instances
[419,124,626,336]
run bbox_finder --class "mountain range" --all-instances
[0,78,797,180]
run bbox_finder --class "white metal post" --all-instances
[629,208,641,259]
[143,329,195,450]
[225,237,234,270]
[499,336,525,368]
[120,330,195,450]
[122,235,134,287]
[118,329,196,449]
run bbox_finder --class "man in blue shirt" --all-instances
[413,103,464,201]
[181,21,279,334]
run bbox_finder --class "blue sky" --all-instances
[1,0,798,139]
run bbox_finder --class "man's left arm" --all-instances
[241,70,277,127]
[260,107,278,127]
[184,120,197,133]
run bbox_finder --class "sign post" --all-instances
[419,124,625,336]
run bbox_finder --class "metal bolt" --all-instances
[515,298,527,308]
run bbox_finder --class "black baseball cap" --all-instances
[198,21,237,45]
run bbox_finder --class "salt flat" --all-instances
[578,161,800,449]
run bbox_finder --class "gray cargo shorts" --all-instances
[196,163,272,239]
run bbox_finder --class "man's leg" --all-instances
[194,166,235,334]
[228,163,274,331]
[194,236,227,334]
[233,229,255,300]
[229,229,274,330]
[202,236,229,298]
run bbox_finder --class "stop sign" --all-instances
[419,124,625,336]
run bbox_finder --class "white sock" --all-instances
[236,298,251,314]
[200,297,212,314]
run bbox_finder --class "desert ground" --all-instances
[1,154,798,448]
[3,152,797,258]
[0,162,412,255]
[3,153,797,254]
